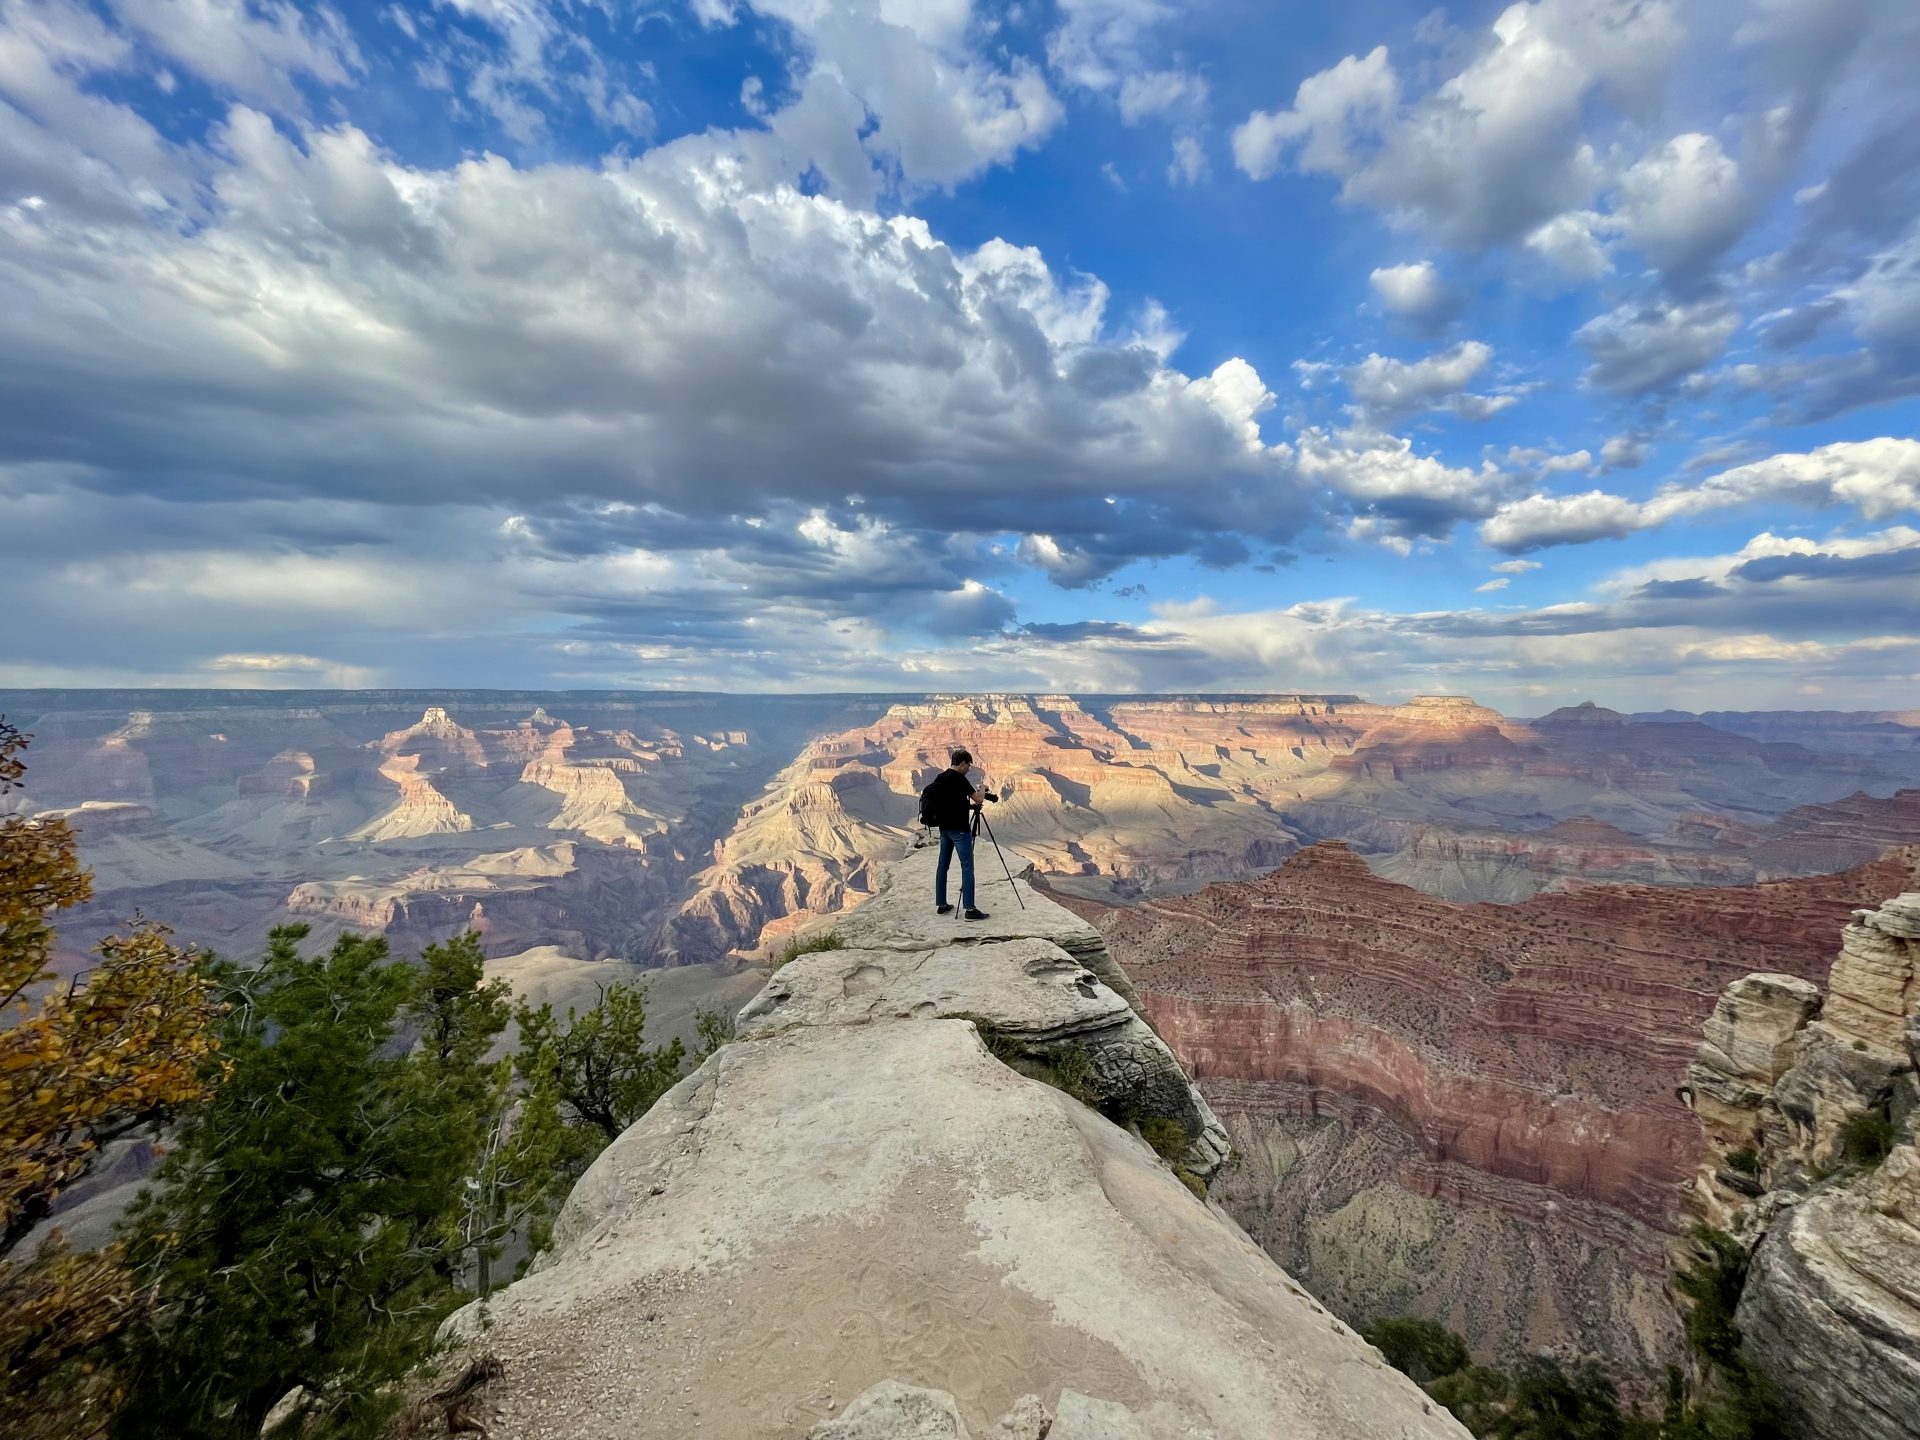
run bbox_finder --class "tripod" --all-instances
[970,804,1027,910]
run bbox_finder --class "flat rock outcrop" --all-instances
[1680,894,1920,1439]
[442,850,1465,1440]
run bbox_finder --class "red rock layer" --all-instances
[1106,842,1920,1227]
[1100,844,1920,1365]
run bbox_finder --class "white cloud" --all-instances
[1481,438,1920,551]
[1234,2,1685,248]
[1491,558,1541,574]
[106,0,363,113]
[1050,0,1207,129]
[1479,489,1649,551]
[1017,533,1104,587]
[1232,45,1395,183]
[1474,576,1510,592]
[1341,340,1513,422]
[1367,260,1459,331]
[1615,131,1749,275]
[1575,299,1739,393]
[1119,69,1208,124]
[1166,132,1206,185]
[1524,209,1613,280]
[1600,433,1649,470]
[1297,427,1509,539]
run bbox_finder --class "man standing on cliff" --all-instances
[925,748,989,920]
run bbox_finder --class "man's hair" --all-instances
[949,747,972,766]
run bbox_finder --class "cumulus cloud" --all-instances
[1233,1,1684,247]
[1297,427,1509,541]
[1480,438,1920,552]
[1575,299,1739,393]
[1614,132,1750,277]
[1368,260,1460,332]
[1340,340,1515,423]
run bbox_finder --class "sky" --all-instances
[2,0,1918,709]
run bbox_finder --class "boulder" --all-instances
[806,1380,971,1439]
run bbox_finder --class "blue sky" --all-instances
[2,0,1918,708]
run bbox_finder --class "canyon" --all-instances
[11,690,1919,980]
[1088,841,1920,1377]
[12,687,1920,1421]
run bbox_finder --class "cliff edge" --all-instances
[1681,892,1920,1439]
[444,845,1466,1439]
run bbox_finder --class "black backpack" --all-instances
[917,777,939,827]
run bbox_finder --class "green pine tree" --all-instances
[112,927,511,1440]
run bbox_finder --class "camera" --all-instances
[981,790,999,803]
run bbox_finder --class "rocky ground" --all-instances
[435,846,1468,1440]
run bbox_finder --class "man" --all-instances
[925,747,990,920]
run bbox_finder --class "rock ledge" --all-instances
[445,846,1466,1439]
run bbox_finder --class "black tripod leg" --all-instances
[978,813,1027,909]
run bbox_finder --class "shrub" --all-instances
[1724,1147,1761,1176]
[1363,1316,1468,1384]
[1674,1226,1748,1367]
[773,930,847,970]
[1838,1108,1895,1167]
[1172,1167,1208,1200]
[1140,1116,1190,1165]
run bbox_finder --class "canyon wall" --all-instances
[1094,843,1920,1373]
[1680,895,1920,1439]
[667,694,1920,958]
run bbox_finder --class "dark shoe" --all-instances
[935,903,954,915]
[964,908,990,920]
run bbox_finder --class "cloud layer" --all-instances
[0,0,1916,706]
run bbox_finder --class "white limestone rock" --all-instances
[807,1380,972,1439]
[1736,1178,1920,1440]
[740,935,1228,1176]
[834,843,1145,1011]
[1050,1390,1151,1439]
[441,857,1467,1440]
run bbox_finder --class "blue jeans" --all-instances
[936,828,975,910]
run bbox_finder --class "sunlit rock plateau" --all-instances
[439,849,1468,1440]
[1091,840,1920,1375]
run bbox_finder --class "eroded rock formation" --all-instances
[668,695,1920,958]
[1095,842,1920,1372]
[1679,894,1920,1440]
[441,849,1466,1440]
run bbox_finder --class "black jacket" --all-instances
[923,768,980,831]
